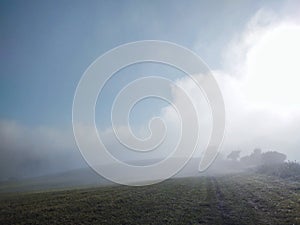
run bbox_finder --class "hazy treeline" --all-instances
[205,148,300,181]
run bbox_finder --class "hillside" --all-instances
[1,174,300,225]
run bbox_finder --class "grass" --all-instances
[257,161,300,181]
[1,174,300,225]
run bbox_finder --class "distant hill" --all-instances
[0,167,114,193]
[0,157,209,193]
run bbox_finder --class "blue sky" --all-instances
[2,0,300,180]
[0,0,283,128]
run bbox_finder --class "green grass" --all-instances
[1,174,300,225]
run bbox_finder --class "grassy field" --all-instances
[1,174,300,225]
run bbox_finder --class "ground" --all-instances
[1,174,300,225]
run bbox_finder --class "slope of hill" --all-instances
[1,174,300,225]
[0,167,113,193]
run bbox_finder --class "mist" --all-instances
[1,7,300,183]
[0,120,85,180]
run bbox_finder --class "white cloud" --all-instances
[161,9,300,164]
[72,10,300,171]
[2,9,300,181]
[195,9,300,159]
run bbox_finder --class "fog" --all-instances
[0,120,86,180]
[1,9,300,183]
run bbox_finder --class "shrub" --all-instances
[257,161,300,181]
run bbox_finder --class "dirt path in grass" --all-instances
[210,174,300,225]
[1,174,300,225]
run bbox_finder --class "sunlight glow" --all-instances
[244,24,300,110]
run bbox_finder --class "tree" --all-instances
[227,151,241,161]
[261,151,287,165]
[253,148,262,155]
[240,148,262,166]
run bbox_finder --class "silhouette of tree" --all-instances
[227,151,241,161]
[261,151,286,165]
[240,148,262,166]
